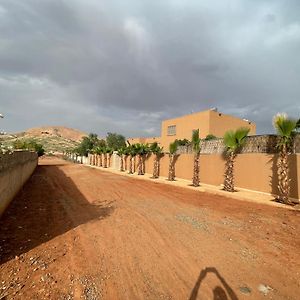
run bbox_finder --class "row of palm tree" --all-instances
[89,146,113,168]
[222,113,299,205]
[69,113,299,206]
[117,143,164,177]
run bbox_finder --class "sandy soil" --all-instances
[0,157,299,300]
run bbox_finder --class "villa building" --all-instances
[127,108,256,150]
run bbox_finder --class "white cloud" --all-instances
[266,23,300,46]
[0,0,299,136]
[123,17,152,57]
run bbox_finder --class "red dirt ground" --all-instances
[0,157,299,299]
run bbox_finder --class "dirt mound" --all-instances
[23,126,86,142]
[0,126,87,154]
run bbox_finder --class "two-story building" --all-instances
[127,108,256,150]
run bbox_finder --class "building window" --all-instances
[167,125,176,136]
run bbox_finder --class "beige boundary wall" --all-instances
[108,152,300,201]
[0,151,38,217]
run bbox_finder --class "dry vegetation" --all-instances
[0,126,87,154]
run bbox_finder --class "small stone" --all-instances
[15,255,19,260]
[258,284,273,295]
[239,286,251,295]
[294,204,300,210]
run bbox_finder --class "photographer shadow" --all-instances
[189,267,238,300]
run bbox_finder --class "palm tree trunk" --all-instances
[124,156,128,171]
[142,156,146,175]
[277,144,291,204]
[108,154,111,168]
[224,152,235,192]
[157,155,160,178]
[138,155,143,175]
[129,156,134,174]
[153,155,159,178]
[104,154,107,168]
[168,154,175,181]
[192,153,200,187]
[120,155,124,171]
[122,156,126,171]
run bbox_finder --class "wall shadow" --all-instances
[289,154,299,200]
[269,154,299,200]
[189,267,238,300]
[0,163,115,265]
[269,154,279,199]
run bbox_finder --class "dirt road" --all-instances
[1,157,299,299]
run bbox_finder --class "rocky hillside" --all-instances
[0,126,87,154]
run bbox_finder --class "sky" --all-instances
[0,0,299,138]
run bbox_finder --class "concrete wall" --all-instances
[108,152,300,200]
[208,110,256,137]
[0,151,38,217]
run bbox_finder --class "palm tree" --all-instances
[94,147,99,166]
[117,147,126,171]
[95,146,104,167]
[192,129,201,187]
[134,143,142,175]
[168,141,178,181]
[90,148,96,165]
[150,142,163,179]
[123,146,130,172]
[102,147,108,167]
[273,113,298,204]
[223,127,250,192]
[128,144,138,174]
[104,147,113,168]
[99,147,104,167]
[135,143,149,175]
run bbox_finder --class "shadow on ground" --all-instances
[0,163,114,265]
[189,267,238,300]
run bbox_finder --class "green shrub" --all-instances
[13,139,45,156]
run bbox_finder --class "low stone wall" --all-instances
[178,134,300,154]
[0,151,38,217]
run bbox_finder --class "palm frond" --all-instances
[273,113,297,138]
[224,127,249,152]
[169,141,178,154]
[191,129,201,153]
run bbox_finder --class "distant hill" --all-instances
[0,126,87,154]
[23,126,86,142]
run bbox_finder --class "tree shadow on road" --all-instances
[189,267,238,300]
[0,163,115,265]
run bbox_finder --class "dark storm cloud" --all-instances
[0,0,299,137]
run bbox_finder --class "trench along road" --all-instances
[0,157,299,300]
